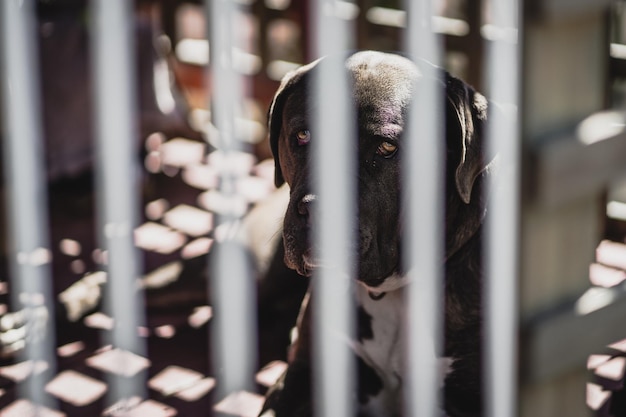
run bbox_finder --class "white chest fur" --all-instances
[352,284,453,416]
[353,285,406,416]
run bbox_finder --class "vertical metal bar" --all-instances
[206,0,257,398]
[310,1,356,417]
[0,0,57,409]
[402,1,445,416]
[484,1,521,417]
[91,0,146,404]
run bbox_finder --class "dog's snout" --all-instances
[297,194,317,217]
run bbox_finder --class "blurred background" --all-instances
[0,0,626,416]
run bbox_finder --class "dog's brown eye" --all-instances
[377,141,398,158]
[296,130,311,146]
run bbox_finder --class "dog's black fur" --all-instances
[260,51,497,417]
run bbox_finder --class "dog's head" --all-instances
[268,51,495,291]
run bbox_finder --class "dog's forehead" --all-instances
[347,52,421,80]
[276,52,423,133]
[347,52,421,103]
[346,52,421,136]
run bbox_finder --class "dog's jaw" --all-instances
[283,244,312,277]
[289,243,409,293]
[282,208,402,284]
[301,249,319,277]
[283,219,404,287]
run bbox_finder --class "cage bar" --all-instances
[205,0,258,399]
[402,1,446,416]
[0,0,57,409]
[90,0,147,404]
[483,1,521,417]
[310,1,357,417]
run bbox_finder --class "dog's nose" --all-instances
[297,194,317,217]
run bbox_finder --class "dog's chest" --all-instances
[354,286,406,416]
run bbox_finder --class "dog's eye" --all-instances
[296,130,311,146]
[376,141,398,158]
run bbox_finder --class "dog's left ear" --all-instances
[445,74,494,205]
[267,60,319,187]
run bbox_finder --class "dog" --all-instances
[259,50,497,417]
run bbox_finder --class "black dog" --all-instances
[260,50,496,417]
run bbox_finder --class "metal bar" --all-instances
[205,0,258,398]
[483,1,521,417]
[402,1,445,417]
[90,0,147,404]
[310,1,357,417]
[0,0,57,409]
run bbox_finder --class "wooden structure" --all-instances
[520,1,626,416]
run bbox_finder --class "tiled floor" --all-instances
[0,134,301,416]
[3,134,626,415]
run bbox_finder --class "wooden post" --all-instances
[520,2,611,416]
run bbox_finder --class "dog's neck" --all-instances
[359,272,411,297]
[353,283,453,415]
